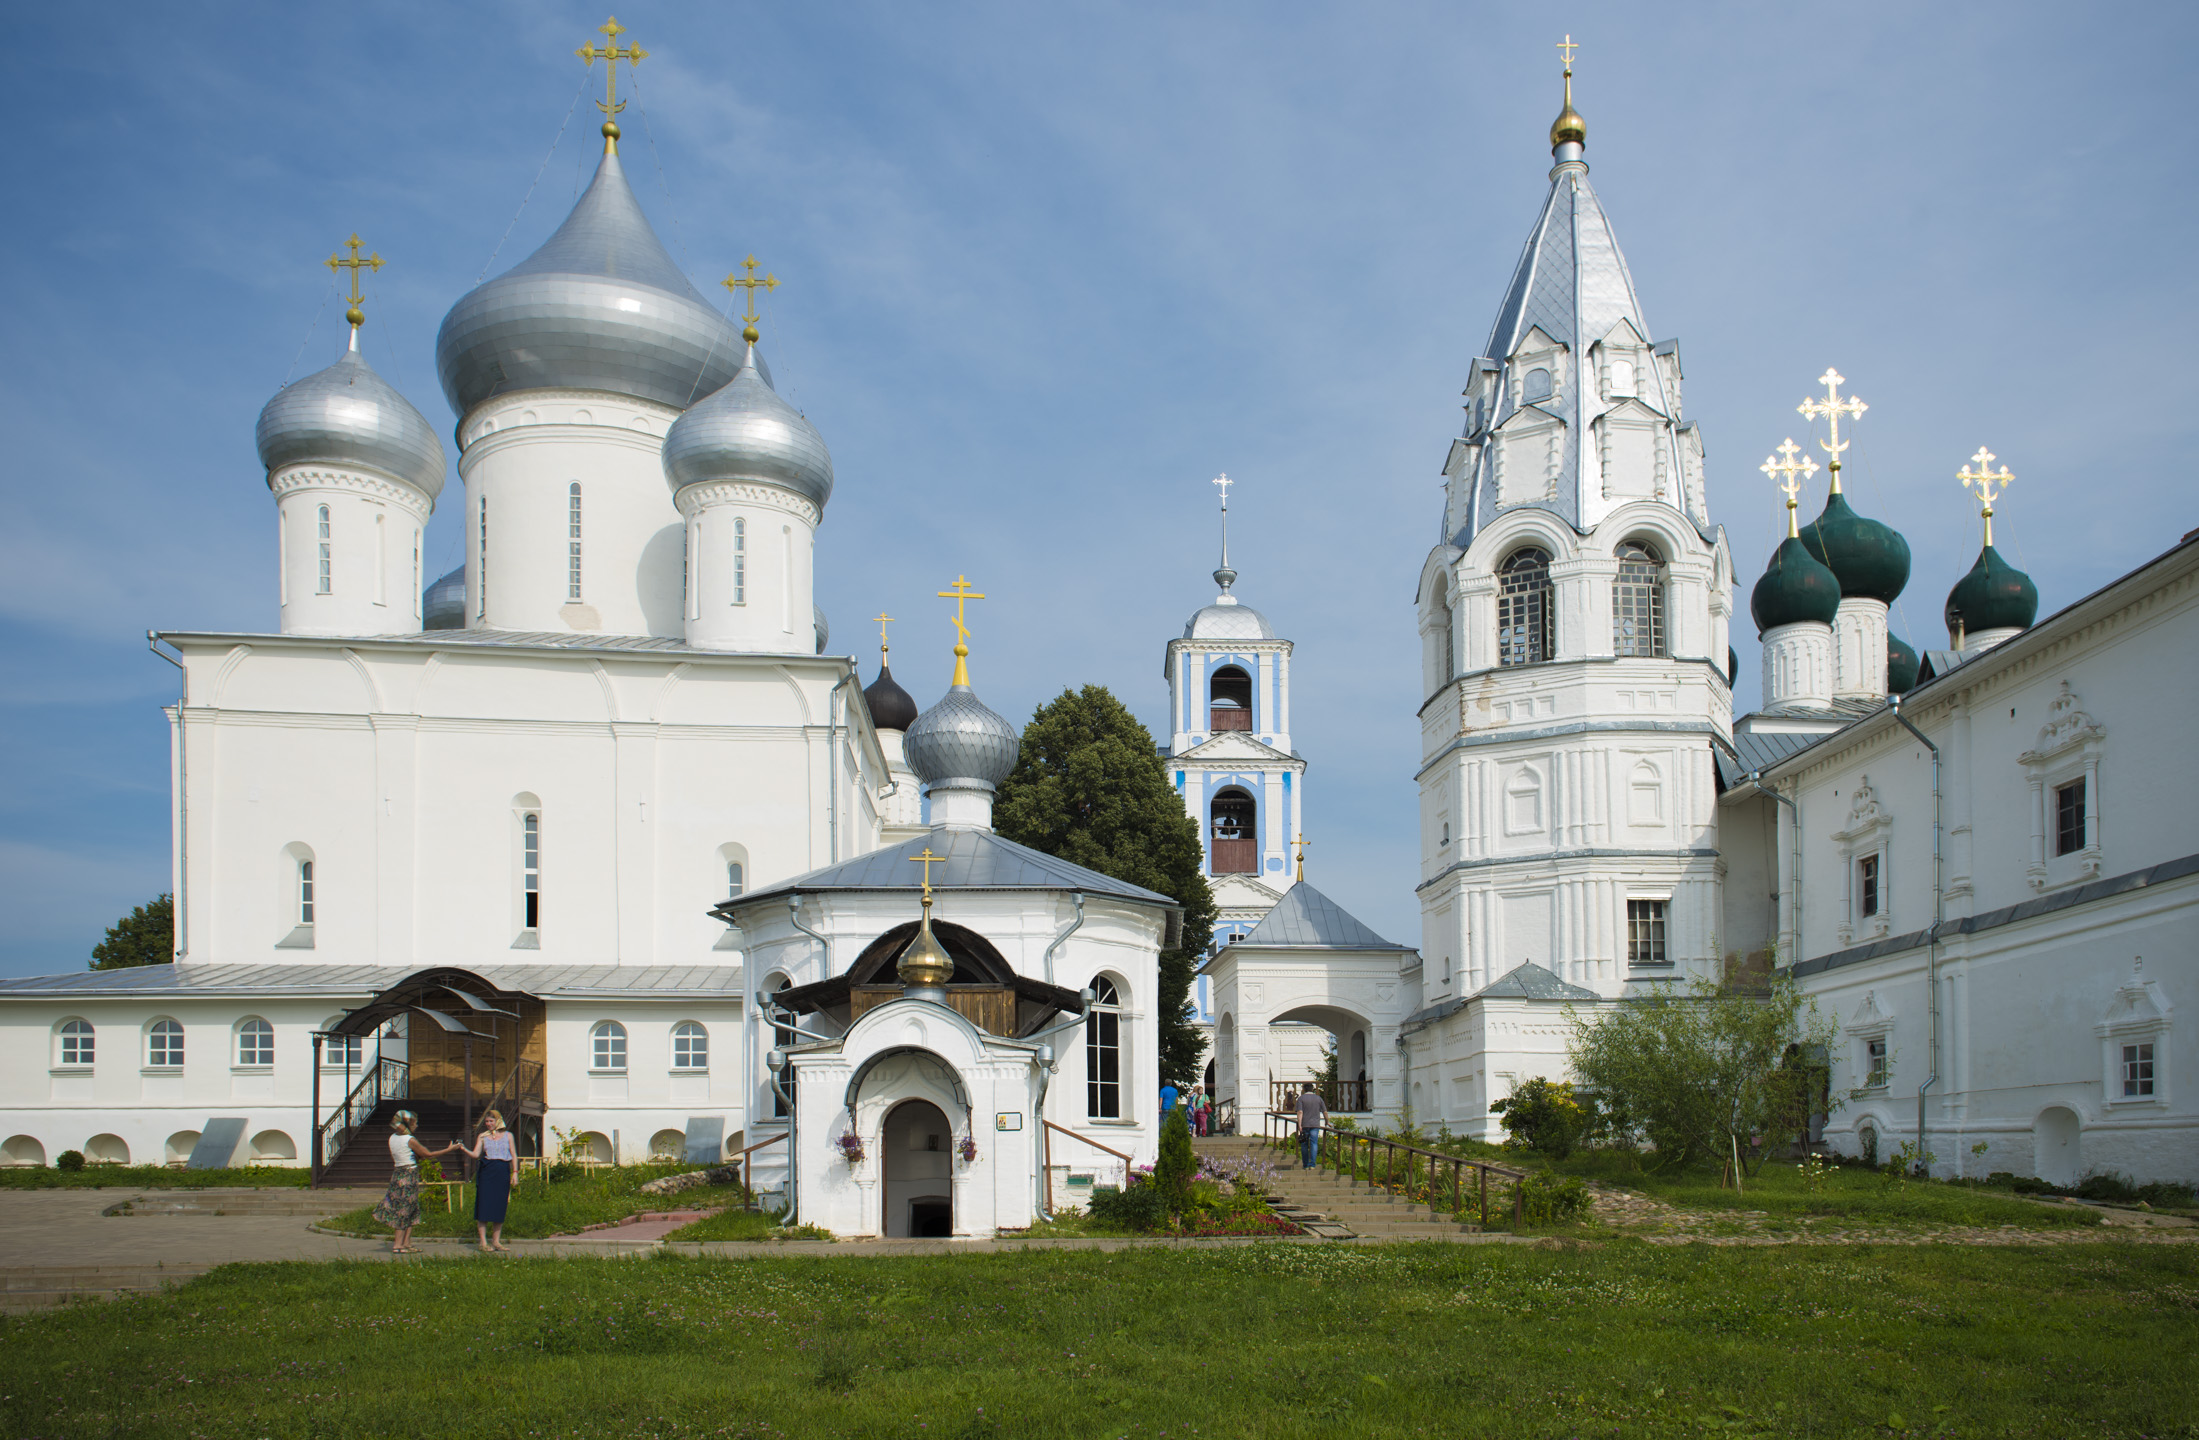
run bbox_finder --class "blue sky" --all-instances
[2,2,2193,977]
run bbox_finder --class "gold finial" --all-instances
[1550,35,1586,152]
[1958,446,2014,547]
[722,255,777,346]
[1293,831,1311,884]
[1798,369,1868,494]
[577,16,647,152]
[326,234,383,340]
[898,847,955,989]
[873,612,895,660]
[1760,438,1819,539]
[937,575,987,687]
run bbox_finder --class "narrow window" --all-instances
[148,1019,184,1069]
[771,978,795,1118]
[732,517,746,605]
[478,495,489,618]
[567,483,583,601]
[412,530,421,619]
[2056,778,2087,856]
[684,521,698,621]
[1866,1036,1889,1088]
[1626,899,1668,967]
[726,861,745,898]
[781,525,793,630]
[58,1018,94,1067]
[237,1018,274,1068]
[1439,820,1451,849]
[298,859,316,925]
[1858,854,1880,918]
[523,813,540,930]
[375,513,387,605]
[1497,549,1553,666]
[2121,1043,2155,1097]
[673,1021,709,1071]
[1086,977,1123,1119]
[279,509,289,606]
[316,506,332,595]
[1440,598,1456,680]
[1613,541,1667,657]
[1208,789,1257,875]
[591,1021,627,1072]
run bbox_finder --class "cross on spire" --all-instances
[908,846,945,898]
[873,612,895,659]
[1293,831,1311,883]
[1211,473,1236,593]
[1957,446,2014,546]
[325,234,383,343]
[577,16,647,151]
[1557,34,1578,71]
[722,255,777,346]
[937,576,987,687]
[1759,438,1819,538]
[1798,368,1868,492]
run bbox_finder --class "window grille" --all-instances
[148,1019,183,1069]
[237,1018,274,1068]
[2122,1042,2155,1097]
[1497,549,1553,666]
[2056,779,2087,856]
[316,506,332,595]
[299,859,315,925]
[1086,977,1123,1118]
[1626,899,1668,967]
[1858,854,1879,918]
[523,813,540,929]
[567,483,583,600]
[1613,542,1667,657]
[591,1021,627,1071]
[59,1018,93,1067]
[673,1021,709,1071]
[732,518,746,604]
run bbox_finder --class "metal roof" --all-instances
[1231,882,1410,951]
[155,628,837,661]
[729,827,1178,911]
[0,962,746,1001]
[1470,961,1598,1001]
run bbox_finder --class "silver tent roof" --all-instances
[1230,881,1410,952]
[728,827,1178,911]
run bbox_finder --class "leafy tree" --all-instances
[1489,1077,1590,1160]
[1566,974,1838,1174]
[90,893,173,971]
[994,685,1216,1087]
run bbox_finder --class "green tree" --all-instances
[1489,1077,1590,1160]
[994,685,1216,1087]
[1153,1108,1197,1210]
[90,893,173,971]
[1566,973,1838,1173]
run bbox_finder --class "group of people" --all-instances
[1156,1082,1223,1137]
[370,1108,518,1255]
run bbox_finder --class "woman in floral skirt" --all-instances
[372,1110,443,1254]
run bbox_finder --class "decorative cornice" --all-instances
[269,465,435,518]
[674,480,821,527]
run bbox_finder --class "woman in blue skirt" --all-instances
[450,1109,517,1252]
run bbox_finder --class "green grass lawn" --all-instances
[319,1167,753,1241]
[0,1164,310,1190]
[4,1242,2195,1438]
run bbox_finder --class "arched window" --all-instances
[1521,367,1553,403]
[590,1021,627,1072]
[320,1017,362,1069]
[298,858,315,926]
[1613,541,1667,658]
[1207,665,1253,732]
[1608,358,1636,398]
[770,977,796,1118]
[147,1018,184,1069]
[732,517,746,605]
[1086,977,1123,1119]
[1209,788,1257,875]
[721,843,749,899]
[316,506,332,595]
[57,1018,93,1067]
[567,483,583,600]
[236,1018,274,1068]
[1497,548,1553,666]
[522,812,541,930]
[1432,579,1456,684]
[672,1021,709,1071]
[374,513,387,605]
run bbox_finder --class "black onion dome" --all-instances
[1750,536,1842,634]
[1800,491,1911,604]
[1945,543,2038,638]
[1886,633,1920,694]
[863,662,920,732]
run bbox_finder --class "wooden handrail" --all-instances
[1264,1110,1529,1229]
[1041,1120,1135,1215]
[737,1130,787,1200]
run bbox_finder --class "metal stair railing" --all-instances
[314,1057,409,1183]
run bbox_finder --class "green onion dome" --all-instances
[1886,633,1920,694]
[1944,543,2037,639]
[1799,491,1910,604]
[1750,536,1842,634]
[1727,646,1738,686]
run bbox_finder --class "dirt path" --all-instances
[1581,1180,2199,1246]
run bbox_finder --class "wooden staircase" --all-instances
[314,1099,467,1189]
[1195,1136,1487,1241]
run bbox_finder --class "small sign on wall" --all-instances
[995,1112,1023,1131]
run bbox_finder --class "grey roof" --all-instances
[1471,961,1598,1001]
[435,149,745,420]
[1917,649,1970,684]
[663,346,834,510]
[1184,599,1276,640]
[156,627,841,660]
[0,962,745,1001]
[1231,882,1410,951]
[256,346,447,499]
[729,827,1178,911]
[904,684,1020,790]
[423,566,466,630]
[1715,730,1824,790]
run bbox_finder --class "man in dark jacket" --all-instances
[1296,1084,1327,1170]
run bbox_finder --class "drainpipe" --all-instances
[149,633,185,959]
[1041,893,1087,984]
[1887,693,1943,1175]
[827,675,855,865]
[1025,992,1096,1221]
[766,1047,797,1224]
[788,894,833,976]
[1749,770,1802,969]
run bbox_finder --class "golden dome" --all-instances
[897,899,955,989]
[1550,101,1586,149]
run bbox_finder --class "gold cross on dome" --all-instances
[937,575,986,686]
[325,234,383,333]
[1556,34,1579,71]
[722,255,777,344]
[1759,438,1819,538]
[1957,446,2014,546]
[1293,831,1311,882]
[577,16,647,150]
[873,613,895,657]
[909,847,945,898]
[1798,368,1868,491]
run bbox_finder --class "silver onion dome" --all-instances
[423,565,466,630]
[1184,599,1275,640]
[814,604,830,655]
[662,346,834,510]
[904,685,1021,792]
[435,149,746,421]
[256,347,447,500]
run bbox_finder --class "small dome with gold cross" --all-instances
[662,343,834,509]
[256,347,446,500]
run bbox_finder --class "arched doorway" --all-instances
[1209,666,1253,731]
[2034,1106,2081,1187]
[1209,788,1257,874]
[883,1099,954,1238]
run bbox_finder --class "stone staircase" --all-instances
[316,1100,467,1188]
[1195,1136,1485,1242]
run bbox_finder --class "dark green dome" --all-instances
[1799,491,1911,603]
[1751,536,1842,634]
[1886,633,1920,694]
[1727,646,1738,686]
[1944,543,2037,640]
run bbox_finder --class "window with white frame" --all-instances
[2097,958,2168,1107]
[2055,778,2087,857]
[591,1021,627,1072]
[298,859,316,926]
[2019,681,2104,891]
[1857,853,1880,919]
[1865,1036,1889,1089]
[732,517,746,604]
[316,506,332,594]
[567,483,583,600]
[2122,1042,2155,1098]
[57,1018,93,1067]
[522,812,541,929]
[1613,541,1667,658]
[1497,549,1553,666]
[1846,991,1894,1095]
[1626,899,1668,967]
[236,1017,274,1068]
[324,1030,363,1068]
[1831,776,1892,945]
[1086,977,1124,1119]
[672,1021,709,1071]
[147,1018,183,1069]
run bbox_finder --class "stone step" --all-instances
[0,1265,212,1310]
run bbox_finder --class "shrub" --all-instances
[1489,1078,1590,1159]
[56,1150,85,1172]
[1153,1109,1195,1205]
[1511,1171,1591,1225]
[1087,1181,1169,1232]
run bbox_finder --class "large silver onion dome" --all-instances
[904,685,1021,792]
[423,565,466,629]
[662,346,833,509]
[1184,598,1275,640]
[256,347,447,500]
[435,150,745,421]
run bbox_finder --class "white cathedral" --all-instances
[0,48,2191,1213]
